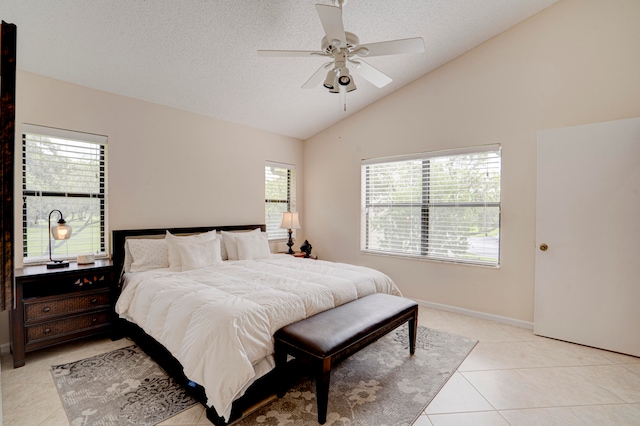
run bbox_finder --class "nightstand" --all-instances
[10,260,115,368]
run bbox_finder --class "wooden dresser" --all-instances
[10,260,115,368]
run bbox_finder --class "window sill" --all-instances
[360,250,500,269]
[22,255,109,267]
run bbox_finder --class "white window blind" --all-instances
[265,162,296,240]
[361,145,501,266]
[22,124,108,263]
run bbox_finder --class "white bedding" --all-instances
[115,254,401,421]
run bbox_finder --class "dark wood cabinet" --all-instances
[10,260,115,368]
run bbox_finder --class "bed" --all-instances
[111,224,402,425]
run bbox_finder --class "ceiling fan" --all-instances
[258,0,425,95]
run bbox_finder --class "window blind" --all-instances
[265,162,296,240]
[22,125,108,263]
[361,145,501,266]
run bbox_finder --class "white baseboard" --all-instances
[415,298,533,329]
[0,343,10,355]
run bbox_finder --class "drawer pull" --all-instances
[90,298,98,304]
[42,307,51,313]
[44,328,51,334]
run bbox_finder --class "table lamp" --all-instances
[47,209,73,269]
[280,211,301,255]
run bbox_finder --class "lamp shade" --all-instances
[280,211,301,230]
[51,220,72,240]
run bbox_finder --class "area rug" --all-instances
[233,325,477,426]
[51,345,197,425]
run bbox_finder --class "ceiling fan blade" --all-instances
[315,4,346,47]
[349,59,392,88]
[302,62,333,89]
[355,37,425,57]
[258,50,325,57]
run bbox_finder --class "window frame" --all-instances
[21,124,108,264]
[265,161,296,240]
[361,144,501,267]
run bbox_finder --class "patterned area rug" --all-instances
[234,325,477,426]
[51,345,197,425]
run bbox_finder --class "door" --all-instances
[534,117,640,357]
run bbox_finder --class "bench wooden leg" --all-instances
[315,358,332,424]
[274,341,288,398]
[408,312,417,355]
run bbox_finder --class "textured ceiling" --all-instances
[1,0,558,140]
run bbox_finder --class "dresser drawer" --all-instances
[24,289,111,322]
[25,310,111,343]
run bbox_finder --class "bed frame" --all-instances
[111,224,287,425]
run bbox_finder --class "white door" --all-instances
[534,117,640,357]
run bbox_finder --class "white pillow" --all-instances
[176,237,223,271]
[221,228,262,261]
[124,241,134,273]
[165,230,218,270]
[218,234,229,261]
[236,233,272,260]
[127,239,169,272]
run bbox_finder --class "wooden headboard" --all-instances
[111,224,266,280]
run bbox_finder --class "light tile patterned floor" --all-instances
[2,306,639,425]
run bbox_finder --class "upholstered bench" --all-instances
[273,293,418,424]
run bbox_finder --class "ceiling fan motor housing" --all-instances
[321,32,360,54]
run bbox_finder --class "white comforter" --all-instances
[115,255,401,421]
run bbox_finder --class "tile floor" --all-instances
[2,306,639,425]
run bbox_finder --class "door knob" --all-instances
[539,243,548,251]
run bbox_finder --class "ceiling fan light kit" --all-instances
[323,68,338,89]
[258,0,425,100]
[321,50,356,93]
[338,69,356,93]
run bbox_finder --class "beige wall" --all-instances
[304,0,640,322]
[1,71,304,348]
[15,71,304,235]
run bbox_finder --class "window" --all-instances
[22,124,108,263]
[361,145,501,266]
[265,162,296,239]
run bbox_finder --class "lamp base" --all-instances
[46,261,70,269]
[286,229,295,254]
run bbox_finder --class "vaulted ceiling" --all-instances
[1,0,558,139]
